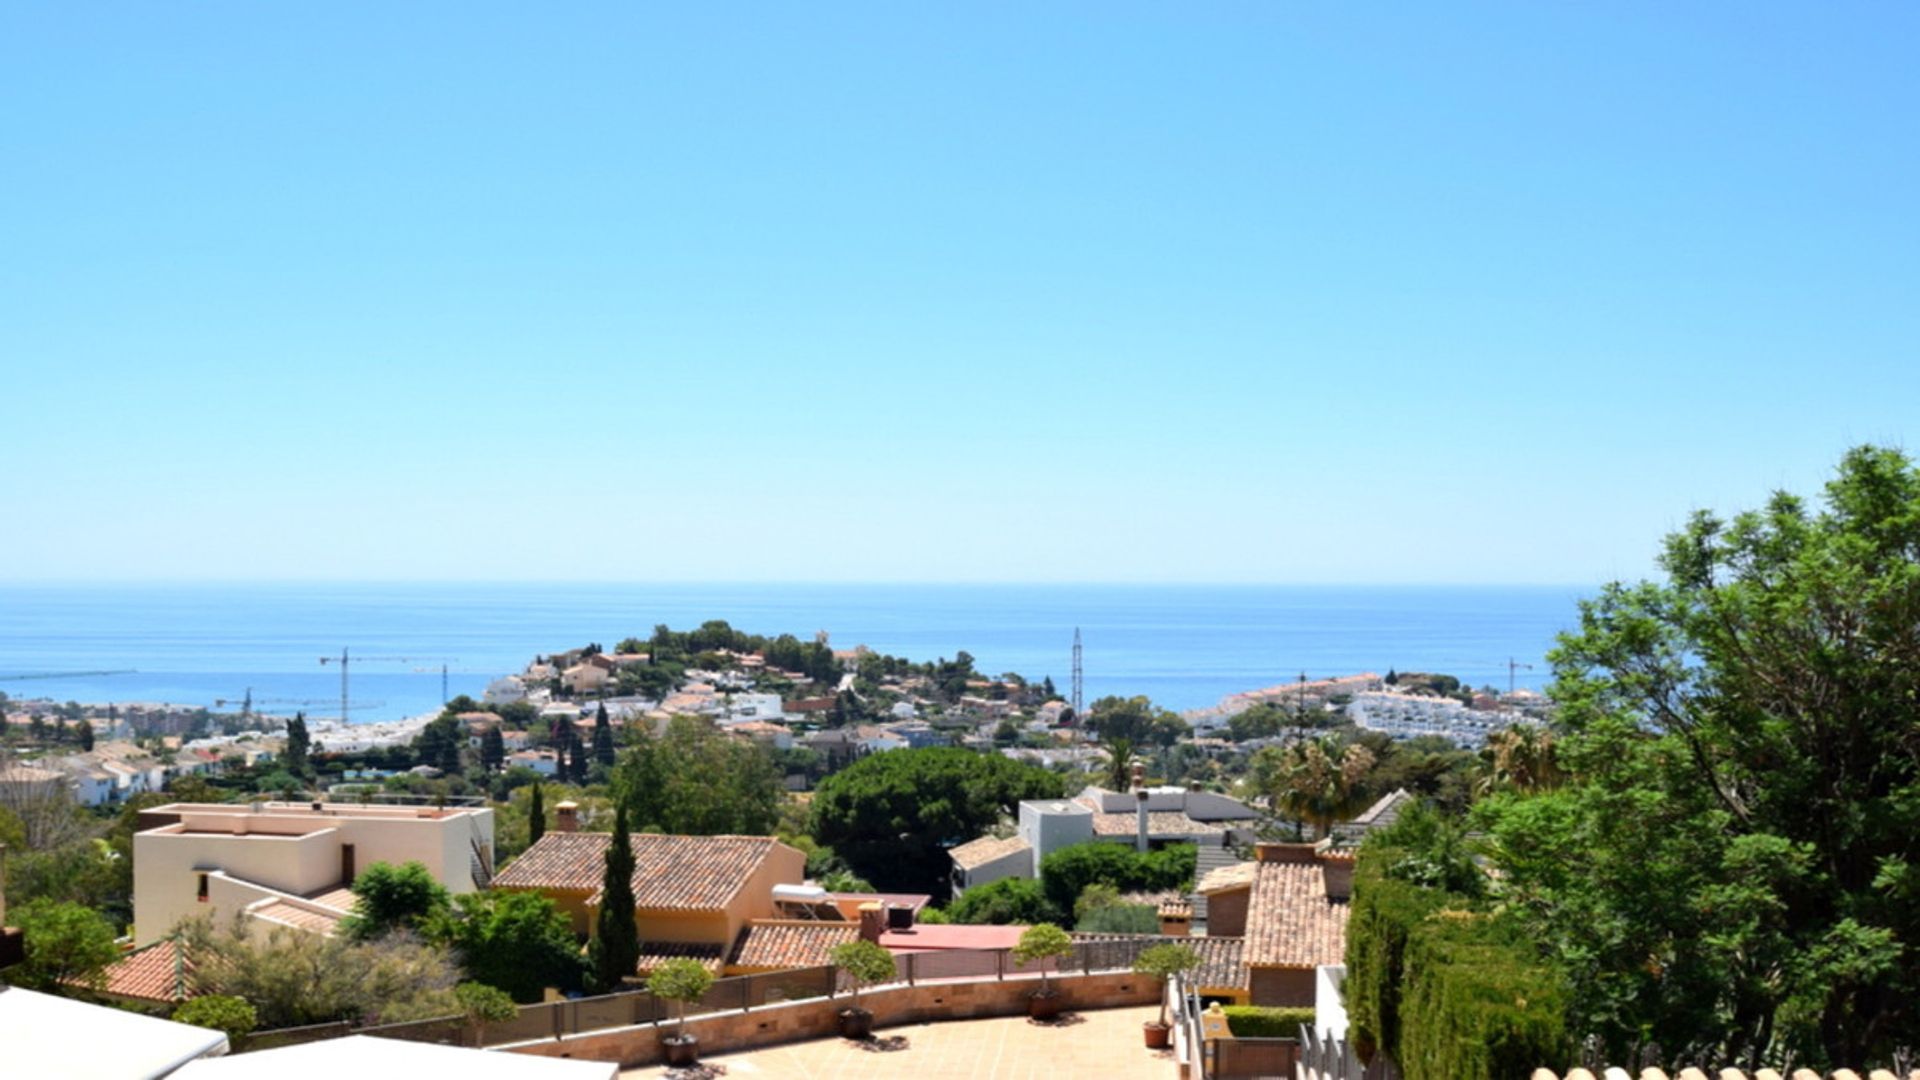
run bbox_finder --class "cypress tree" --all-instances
[77,719,95,753]
[285,713,310,775]
[529,783,546,844]
[480,725,505,772]
[594,802,640,993]
[592,703,615,767]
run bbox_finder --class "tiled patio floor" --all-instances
[620,1004,1176,1080]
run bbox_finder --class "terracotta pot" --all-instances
[1028,991,1063,1020]
[1142,1021,1170,1048]
[662,1034,700,1066]
[838,1007,875,1039]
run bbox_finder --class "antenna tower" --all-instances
[1071,627,1083,722]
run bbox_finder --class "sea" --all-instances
[0,583,1593,723]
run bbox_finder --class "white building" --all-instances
[131,801,495,947]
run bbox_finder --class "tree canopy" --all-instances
[343,861,450,940]
[613,716,782,835]
[810,747,1064,897]
[426,890,583,1002]
[1478,445,1920,1068]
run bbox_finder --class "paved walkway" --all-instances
[621,1004,1175,1080]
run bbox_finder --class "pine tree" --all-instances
[285,713,311,775]
[480,725,505,772]
[529,783,546,845]
[592,703,615,767]
[593,802,640,992]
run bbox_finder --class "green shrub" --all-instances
[948,877,1062,925]
[1075,902,1160,934]
[1222,1005,1314,1038]
[173,995,258,1040]
[1039,842,1195,916]
[1343,845,1569,1080]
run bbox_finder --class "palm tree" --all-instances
[1266,736,1376,839]
[1476,723,1560,797]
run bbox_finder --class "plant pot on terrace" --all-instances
[661,1034,700,1067]
[647,958,715,1068]
[830,938,898,1041]
[1132,942,1200,1049]
[1011,923,1075,1023]
[837,1007,876,1039]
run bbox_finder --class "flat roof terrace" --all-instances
[618,1005,1172,1080]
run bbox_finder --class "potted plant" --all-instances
[1010,923,1074,1020]
[1132,943,1200,1048]
[646,957,715,1066]
[828,939,897,1039]
[454,981,517,1047]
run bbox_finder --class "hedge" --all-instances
[1344,846,1568,1080]
[1039,842,1195,917]
[1223,1005,1314,1038]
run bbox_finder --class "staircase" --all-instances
[469,830,494,889]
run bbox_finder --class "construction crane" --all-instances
[0,669,136,682]
[318,649,457,723]
[212,689,386,717]
[1507,657,1535,695]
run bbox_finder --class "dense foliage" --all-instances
[5,898,119,991]
[343,861,450,940]
[181,919,461,1028]
[172,995,258,1041]
[1344,844,1567,1080]
[613,716,782,836]
[426,890,583,1003]
[810,748,1065,897]
[947,877,1060,925]
[1478,446,1920,1068]
[1222,1005,1316,1038]
[1038,841,1195,919]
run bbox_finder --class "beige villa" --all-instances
[130,801,495,946]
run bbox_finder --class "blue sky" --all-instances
[2,3,1915,584]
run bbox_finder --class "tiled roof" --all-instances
[93,938,192,1004]
[1086,810,1226,838]
[1196,861,1257,894]
[635,941,727,975]
[250,900,345,934]
[1243,861,1349,969]
[493,832,787,911]
[1070,932,1245,991]
[949,834,1030,870]
[729,920,859,970]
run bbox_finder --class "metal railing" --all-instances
[238,939,1160,1054]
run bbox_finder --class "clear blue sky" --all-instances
[3,4,1915,584]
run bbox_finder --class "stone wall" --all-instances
[502,971,1158,1069]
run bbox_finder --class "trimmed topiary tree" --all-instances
[646,957,715,1057]
[1010,922,1074,999]
[1133,943,1201,1030]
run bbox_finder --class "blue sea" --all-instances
[0,583,1592,722]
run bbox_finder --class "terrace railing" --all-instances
[237,938,1159,1054]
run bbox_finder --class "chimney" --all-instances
[1253,842,1318,865]
[857,901,886,943]
[1133,760,1150,854]
[1157,899,1192,938]
[1317,843,1356,901]
[554,801,580,833]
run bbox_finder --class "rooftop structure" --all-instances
[131,801,494,946]
[0,985,229,1079]
[169,1034,617,1080]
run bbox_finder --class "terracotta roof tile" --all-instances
[948,834,1031,870]
[1069,932,1245,991]
[635,941,727,975]
[1242,861,1349,968]
[729,920,859,970]
[1196,861,1258,894]
[249,900,345,934]
[1087,810,1225,838]
[493,832,789,911]
[92,938,192,1004]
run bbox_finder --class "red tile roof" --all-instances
[250,900,345,934]
[635,940,727,975]
[878,924,1025,953]
[1242,861,1349,968]
[93,938,192,1004]
[729,920,859,970]
[493,832,790,911]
